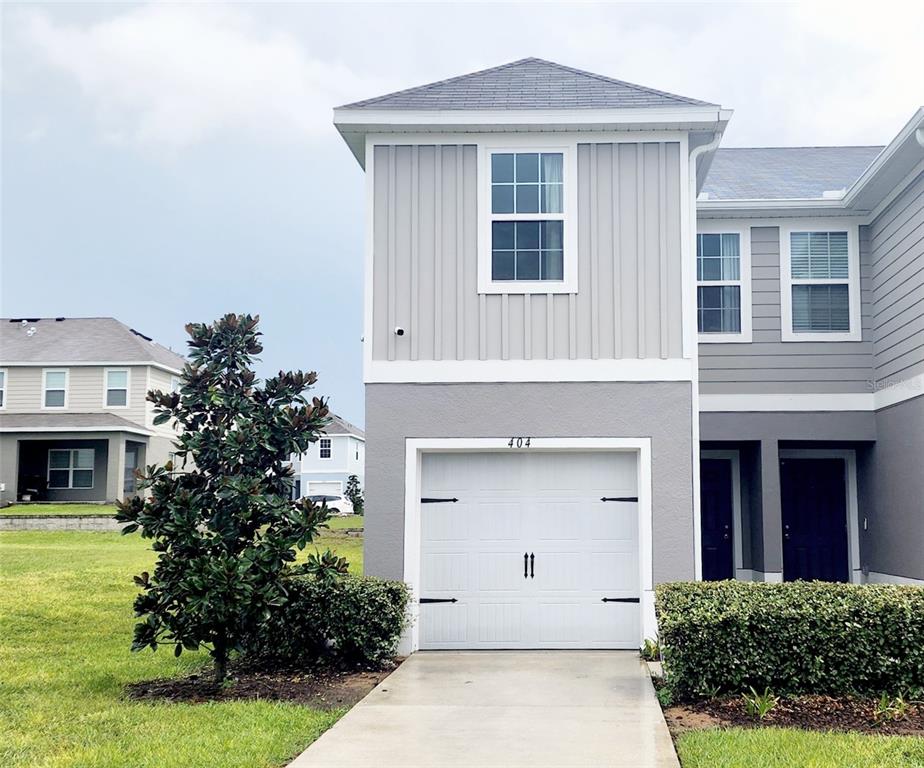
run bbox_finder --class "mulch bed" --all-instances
[126,660,402,709]
[664,695,924,737]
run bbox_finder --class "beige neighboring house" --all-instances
[0,317,185,505]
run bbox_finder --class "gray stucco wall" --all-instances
[869,170,924,387]
[364,381,695,585]
[867,394,924,580]
[697,225,875,394]
[371,141,684,362]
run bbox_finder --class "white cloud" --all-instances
[20,4,388,148]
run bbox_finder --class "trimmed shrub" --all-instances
[656,581,924,701]
[247,574,409,668]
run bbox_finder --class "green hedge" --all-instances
[655,581,924,700]
[246,575,409,668]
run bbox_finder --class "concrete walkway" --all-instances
[289,651,680,768]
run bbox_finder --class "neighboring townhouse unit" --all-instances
[0,317,185,504]
[335,58,924,653]
[291,413,365,498]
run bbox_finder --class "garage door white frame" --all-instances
[402,437,653,653]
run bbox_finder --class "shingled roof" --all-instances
[701,146,884,201]
[0,317,186,369]
[324,414,365,439]
[339,57,717,111]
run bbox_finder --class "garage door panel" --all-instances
[420,451,640,650]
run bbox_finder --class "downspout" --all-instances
[916,127,924,148]
[687,130,723,582]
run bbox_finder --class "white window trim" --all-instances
[780,220,862,342]
[400,437,654,654]
[47,448,95,490]
[0,368,6,410]
[778,448,861,584]
[42,368,69,409]
[103,367,131,409]
[319,437,332,460]
[696,222,752,343]
[478,137,578,294]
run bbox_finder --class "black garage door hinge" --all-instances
[600,496,639,503]
[601,597,641,603]
[421,497,459,504]
[420,597,458,604]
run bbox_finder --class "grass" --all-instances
[323,514,364,531]
[676,727,924,768]
[0,528,364,768]
[0,504,118,516]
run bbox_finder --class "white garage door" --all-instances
[307,481,342,496]
[419,451,639,650]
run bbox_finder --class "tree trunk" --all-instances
[213,643,229,684]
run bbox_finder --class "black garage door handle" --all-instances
[601,597,640,603]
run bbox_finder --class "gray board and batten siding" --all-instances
[370,141,686,363]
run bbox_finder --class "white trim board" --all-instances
[866,571,924,586]
[0,425,154,436]
[401,437,654,653]
[367,358,695,384]
[4,361,182,375]
[779,448,862,585]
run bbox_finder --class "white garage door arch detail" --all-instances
[402,437,654,653]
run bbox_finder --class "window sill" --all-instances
[781,330,862,343]
[698,332,752,344]
[477,279,576,295]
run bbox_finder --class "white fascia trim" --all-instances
[0,425,154,436]
[779,448,861,584]
[366,358,694,384]
[695,221,753,344]
[336,106,732,129]
[779,219,863,343]
[699,392,875,412]
[872,371,924,410]
[4,361,183,375]
[401,436,654,653]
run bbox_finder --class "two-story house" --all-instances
[291,413,365,499]
[0,317,185,505]
[334,58,924,653]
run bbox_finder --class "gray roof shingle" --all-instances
[701,146,884,201]
[0,412,152,433]
[339,57,717,111]
[324,414,364,439]
[0,317,186,369]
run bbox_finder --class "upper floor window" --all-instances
[781,223,860,342]
[48,448,94,489]
[479,143,576,294]
[170,376,181,394]
[696,224,752,343]
[319,438,331,459]
[0,369,6,408]
[105,369,129,407]
[43,369,68,408]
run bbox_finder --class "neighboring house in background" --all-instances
[0,317,185,504]
[334,58,924,653]
[291,413,365,500]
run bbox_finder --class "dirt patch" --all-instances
[127,661,401,709]
[664,695,924,737]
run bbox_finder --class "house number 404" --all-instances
[508,437,532,448]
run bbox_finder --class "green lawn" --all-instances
[677,727,924,768]
[0,529,364,768]
[0,504,118,516]
[323,514,364,531]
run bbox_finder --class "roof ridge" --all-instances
[338,58,535,110]
[528,57,714,106]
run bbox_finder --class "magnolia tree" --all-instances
[345,474,364,515]
[116,314,348,682]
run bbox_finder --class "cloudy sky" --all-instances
[3,1,922,425]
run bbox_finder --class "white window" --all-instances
[478,142,576,294]
[104,369,130,408]
[48,448,94,489]
[319,438,332,459]
[696,223,752,343]
[43,369,68,408]
[170,376,181,394]
[780,222,860,342]
[0,369,6,409]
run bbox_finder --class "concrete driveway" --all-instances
[289,651,679,768]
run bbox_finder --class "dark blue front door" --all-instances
[701,458,734,581]
[780,458,849,583]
